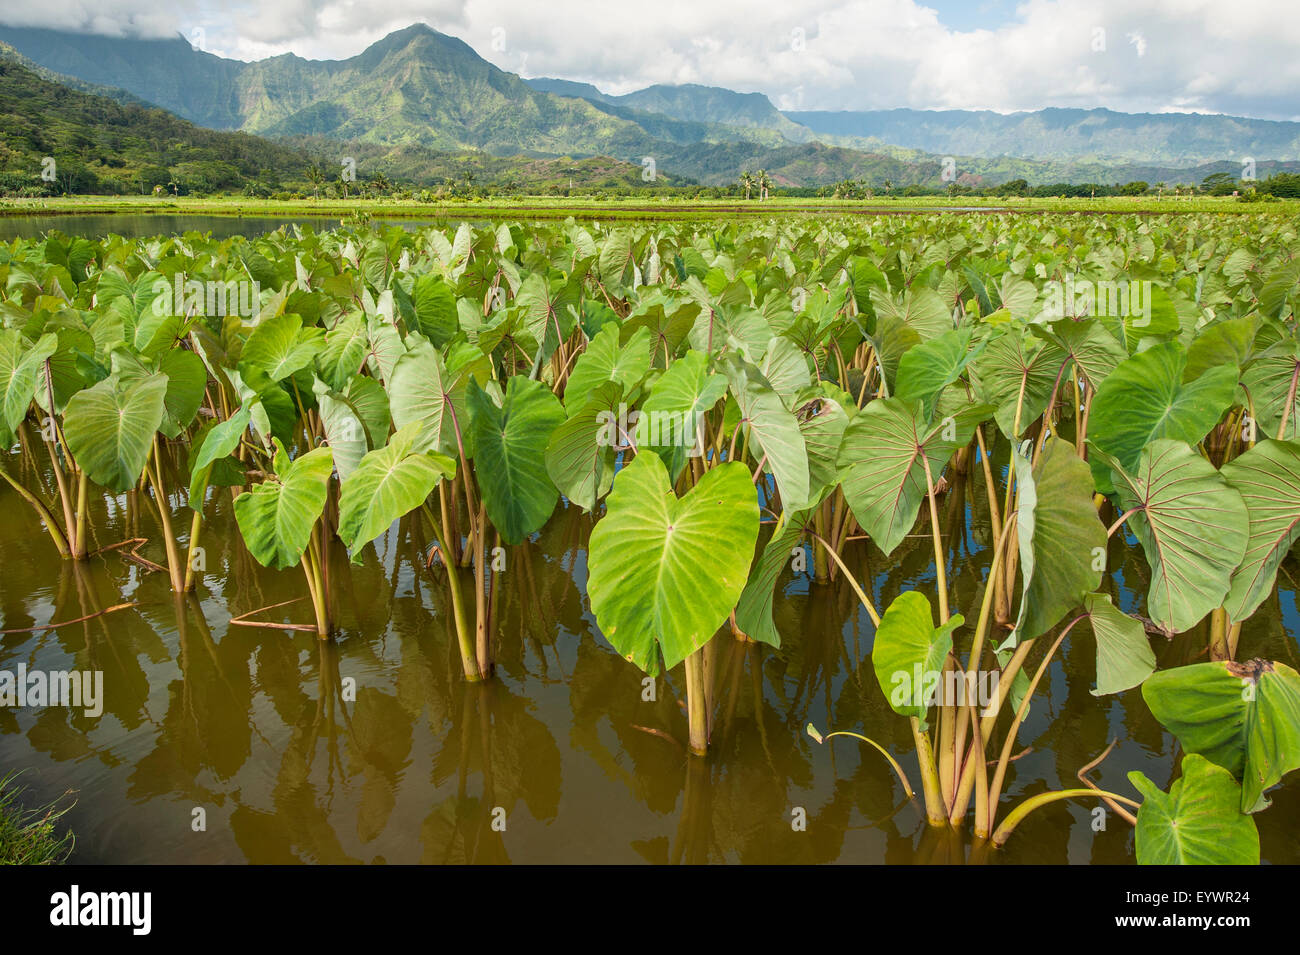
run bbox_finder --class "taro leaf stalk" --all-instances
[587,451,759,754]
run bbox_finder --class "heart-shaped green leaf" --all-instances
[871,590,964,727]
[1089,341,1237,492]
[338,422,454,560]
[468,375,565,545]
[63,373,168,491]
[587,452,759,675]
[1129,754,1260,865]
[1098,439,1248,634]
[233,441,333,570]
[838,397,989,555]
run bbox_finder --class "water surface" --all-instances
[2,431,1296,864]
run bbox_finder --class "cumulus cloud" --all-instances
[2,0,1297,120]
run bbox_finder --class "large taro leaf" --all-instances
[1013,438,1105,642]
[1088,341,1237,492]
[1081,593,1156,696]
[758,335,813,410]
[239,312,322,383]
[895,324,986,422]
[870,286,951,341]
[564,323,651,414]
[338,422,455,560]
[640,349,726,482]
[388,339,469,457]
[62,373,168,492]
[187,407,251,508]
[318,312,369,391]
[1129,754,1260,864]
[971,326,1068,439]
[871,591,964,729]
[113,346,206,439]
[544,381,621,512]
[1143,658,1300,813]
[410,274,458,347]
[467,375,565,545]
[723,355,810,510]
[1098,440,1248,634]
[1240,338,1300,441]
[516,271,579,362]
[734,506,815,649]
[232,440,333,570]
[0,330,56,444]
[586,452,758,675]
[1220,439,1300,624]
[837,397,989,555]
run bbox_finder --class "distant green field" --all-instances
[3,193,1296,222]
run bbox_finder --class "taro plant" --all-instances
[587,450,759,754]
[232,439,335,635]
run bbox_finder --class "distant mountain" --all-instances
[0,24,779,159]
[0,45,309,195]
[3,21,1295,190]
[526,78,614,105]
[787,107,1300,166]
[530,78,812,142]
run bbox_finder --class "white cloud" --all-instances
[2,0,1297,120]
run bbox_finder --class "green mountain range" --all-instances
[1,21,1296,190]
[0,43,309,195]
[787,107,1300,166]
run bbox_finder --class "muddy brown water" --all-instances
[2,425,1298,865]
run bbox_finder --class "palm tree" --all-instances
[369,171,391,196]
[739,171,755,200]
[757,169,771,200]
[306,163,324,198]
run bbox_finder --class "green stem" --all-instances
[910,716,948,826]
[147,438,186,593]
[990,789,1141,847]
[986,615,1085,833]
[422,501,482,681]
[184,510,203,591]
[685,649,709,755]
[809,726,914,798]
[72,469,88,559]
[809,531,880,626]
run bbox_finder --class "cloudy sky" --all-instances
[2,0,1297,120]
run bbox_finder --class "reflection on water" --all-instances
[1,430,1298,864]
